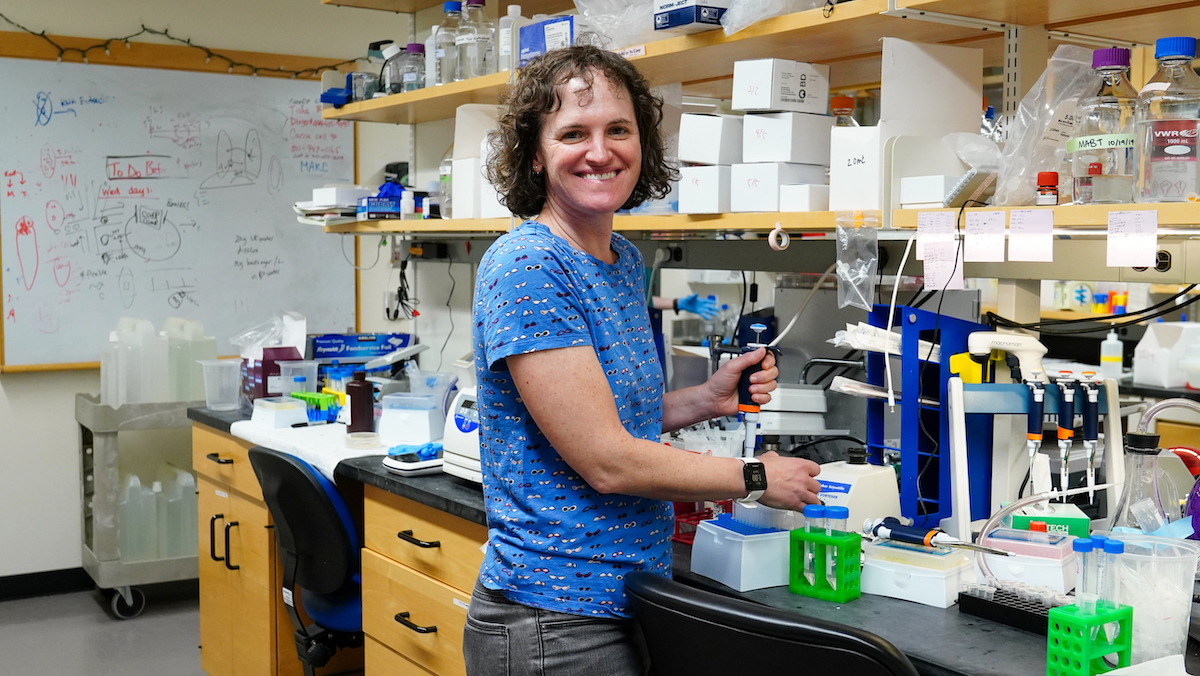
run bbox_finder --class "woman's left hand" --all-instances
[707,347,778,418]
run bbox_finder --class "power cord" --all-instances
[341,234,383,271]
[436,255,456,371]
[386,259,419,321]
[987,284,1200,334]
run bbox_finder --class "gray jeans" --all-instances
[463,581,651,676]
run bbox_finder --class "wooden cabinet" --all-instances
[360,486,487,676]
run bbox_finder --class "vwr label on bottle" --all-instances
[1149,120,1198,161]
[1066,134,1135,153]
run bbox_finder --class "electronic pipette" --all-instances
[738,323,778,459]
[863,517,1013,556]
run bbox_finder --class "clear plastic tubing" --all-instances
[824,505,849,591]
[1101,539,1125,606]
[1073,538,1096,614]
[803,504,825,586]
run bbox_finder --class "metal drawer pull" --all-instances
[397,530,441,548]
[394,612,437,634]
[209,514,225,561]
[206,452,233,465]
[223,521,240,570]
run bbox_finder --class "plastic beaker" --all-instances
[198,359,241,411]
[278,360,318,396]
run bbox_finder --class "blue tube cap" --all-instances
[1088,534,1108,546]
[825,506,850,520]
[803,504,826,519]
[1155,36,1197,60]
[1072,538,1093,553]
[1103,539,1125,554]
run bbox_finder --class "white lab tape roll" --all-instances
[768,222,790,251]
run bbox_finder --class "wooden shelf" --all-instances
[896,0,1192,31]
[981,305,1108,321]
[321,0,572,14]
[325,211,838,235]
[890,202,1200,229]
[323,0,986,124]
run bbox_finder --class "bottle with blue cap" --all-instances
[1135,36,1200,202]
[434,2,463,85]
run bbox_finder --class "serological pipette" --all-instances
[1078,374,1102,503]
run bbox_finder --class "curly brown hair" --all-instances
[485,45,678,218]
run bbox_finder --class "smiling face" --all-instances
[535,72,642,226]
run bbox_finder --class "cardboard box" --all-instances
[731,163,826,212]
[357,196,402,221]
[779,184,829,212]
[900,174,962,205]
[742,112,834,164]
[679,165,731,214]
[308,333,414,363]
[1134,322,1200,388]
[679,114,743,165]
[518,16,574,67]
[732,59,830,115]
[312,185,373,209]
[654,0,730,34]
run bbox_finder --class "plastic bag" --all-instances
[573,0,659,50]
[835,211,879,311]
[721,0,828,37]
[993,44,1101,206]
[229,311,306,360]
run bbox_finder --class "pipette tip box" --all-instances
[690,515,790,592]
[860,540,973,608]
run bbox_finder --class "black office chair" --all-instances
[248,447,363,676]
[625,572,920,676]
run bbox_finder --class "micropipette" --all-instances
[1056,373,1076,502]
[1026,381,1046,484]
[1078,374,1101,503]
[863,517,1014,556]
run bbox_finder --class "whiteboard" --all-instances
[0,58,356,368]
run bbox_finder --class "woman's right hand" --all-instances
[755,452,823,510]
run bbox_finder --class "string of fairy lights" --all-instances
[0,11,365,78]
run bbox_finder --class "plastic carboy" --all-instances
[434,1,463,85]
[1135,36,1200,202]
[1111,432,1181,531]
[457,0,495,81]
[1071,48,1137,204]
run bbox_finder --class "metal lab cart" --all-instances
[77,393,202,619]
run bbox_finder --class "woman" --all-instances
[467,45,823,676]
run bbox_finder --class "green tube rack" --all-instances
[1046,603,1132,676]
[788,528,861,603]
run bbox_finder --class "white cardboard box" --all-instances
[731,163,827,212]
[453,105,499,161]
[679,113,743,165]
[679,165,731,214]
[900,174,962,205]
[732,59,830,115]
[779,184,829,212]
[743,112,834,165]
[312,185,374,208]
[1134,322,1200,388]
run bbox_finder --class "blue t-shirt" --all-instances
[472,221,674,618]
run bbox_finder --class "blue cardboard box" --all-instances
[654,0,730,34]
[309,333,413,362]
[357,196,402,221]
[518,16,575,68]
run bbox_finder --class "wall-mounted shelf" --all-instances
[323,0,987,124]
[320,0,572,14]
[893,0,1189,32]
[325,211,839,235]
[890,202,1200,229]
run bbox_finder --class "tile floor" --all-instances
[0,582,205,676]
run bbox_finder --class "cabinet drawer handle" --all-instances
[206,452,233,465]
[394,612,437,634]
[397,530,441,548]
[223,521,240,570]
[209,514,225,562]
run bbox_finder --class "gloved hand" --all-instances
[678,294,719,319]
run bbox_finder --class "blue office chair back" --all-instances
[249,447,362,674]
[625,572,920,676]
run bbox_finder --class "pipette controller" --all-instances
[1079,374,1101,502]
[1056,373,1076,502]
[738,323,779,458]
[863,517,1014,556]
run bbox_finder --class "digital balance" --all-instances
[441,386,482,484]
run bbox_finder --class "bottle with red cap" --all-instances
[1070,47,1138,204]
[1036,171,1059,206]
[1135,37,1200,202]
[831,96,858,127]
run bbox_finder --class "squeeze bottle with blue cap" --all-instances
[802,504,825,586]
[1100,330,1123,380]
[1135,36,1200,202]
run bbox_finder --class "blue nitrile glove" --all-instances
[678,294,719,319]
[377,181,404,198]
